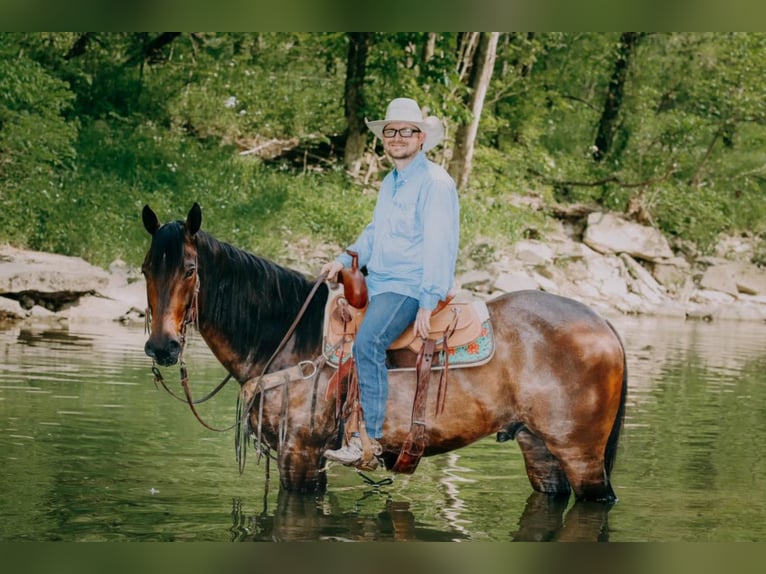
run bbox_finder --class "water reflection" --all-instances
[511,494,611,542]
[1,316,766,541]
[231,489,472,542]
[226,487,612,542]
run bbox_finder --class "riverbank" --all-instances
[2,209,766,329]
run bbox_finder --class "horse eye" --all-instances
[184,267,196,279]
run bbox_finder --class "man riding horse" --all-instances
[321,97,460,469]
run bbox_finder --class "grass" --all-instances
[2,125,764,272]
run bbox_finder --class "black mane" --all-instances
[150,221,328,366]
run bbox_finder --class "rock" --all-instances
[552,240,598,261]
[686,307,714,321]
[583,212,674,261]
[713,302,766,322]
[4,207,766,327]
[652,257,691,292]
[699,264,742,296]
[459,270,493,292]
[0,247,145,326]
[529,271,560,294]
[729,262,766,295]
[0,245,109,294]
[0,296,25,321]
[620,254,667,304]
[647,302,688,319]
[493,271,539,293]
[560,258,590,282]
[513,240,554,266]
[714,233,762,260]
[690,289,737,304]
[582,255,628,299]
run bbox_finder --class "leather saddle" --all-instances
[324,289,489,369]
[323,268,492,475]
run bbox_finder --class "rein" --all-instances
[240,271,329,467]
[149,270,330,439]
[149,269,238,432]
[257,270,328,377]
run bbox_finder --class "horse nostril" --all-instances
[167,339,181,355]
[145,338,181,366]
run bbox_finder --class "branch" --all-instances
[687,127,722,186]
[560,93,600,112]
[125,32,182,66]
[65,33,95,60]
[528,163,677,189]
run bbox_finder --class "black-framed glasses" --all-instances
[381,127,421,138]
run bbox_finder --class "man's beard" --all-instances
[386,144,418,160]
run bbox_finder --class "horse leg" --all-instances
[549,446,617,503]
[277,446,328,494]
[515,427,572,497]
[517,429,616,502]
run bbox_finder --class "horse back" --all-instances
[490,289,615,331]
[489,289,625,363]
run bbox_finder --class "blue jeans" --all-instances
[353,292,420,439]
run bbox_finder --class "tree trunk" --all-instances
[422,33,436,63]
[592,32,641,162]
[448,32,499,190]
[65,33,95,60]
[343,33,371,174]
[126,32,182,66]
[456,32,480,83]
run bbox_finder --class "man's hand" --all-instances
[320,260,344,283]
[414,307,432,340]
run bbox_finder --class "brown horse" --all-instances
[141,203,627,503]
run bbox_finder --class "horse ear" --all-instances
[142,205,161,235]
[186,202,202,236]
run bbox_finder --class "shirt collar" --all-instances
[394,151,427,180]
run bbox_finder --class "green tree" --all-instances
[448,32,499,189]
[2,32,766,266]
[0,47,78,247]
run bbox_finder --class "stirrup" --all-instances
[355,456,380,471]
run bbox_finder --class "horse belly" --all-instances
[384,367,512,453]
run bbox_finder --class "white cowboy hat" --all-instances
[365,97,444,152]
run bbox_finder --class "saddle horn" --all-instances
[338,250,368,309]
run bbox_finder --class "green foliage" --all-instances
[0,58,77,175]
[0,55,78,247]
[650,183,733,252]
[2,32,766,271]
[43,117,375,268]
[459,146,555,268]
[165,33,347,142]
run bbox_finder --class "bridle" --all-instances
[147,264,332,469]
[148,262,237,432]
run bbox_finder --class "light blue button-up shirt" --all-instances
[337,152,459,310]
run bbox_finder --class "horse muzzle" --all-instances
[144,337,181,366]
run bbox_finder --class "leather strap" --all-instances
[259,271,327,377]
[435,315,459,415]
[392,338,436,473]
[413,338,435,425]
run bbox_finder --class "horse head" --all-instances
[141,203,202,366]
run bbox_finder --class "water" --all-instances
[1,314,765,541]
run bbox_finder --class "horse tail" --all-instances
[603,319,628,480]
